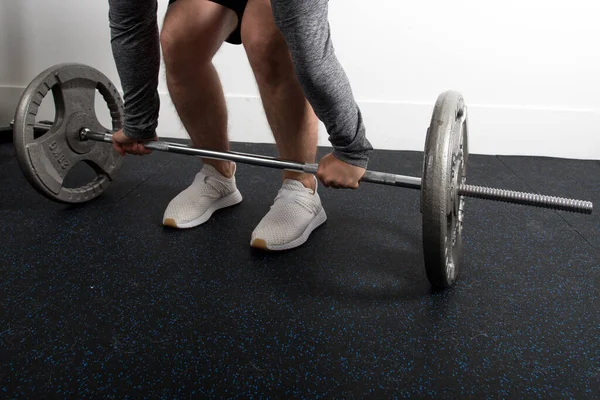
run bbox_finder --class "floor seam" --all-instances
[112,161,169,205]
[496,155,596,250]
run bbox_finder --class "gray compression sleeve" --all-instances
[271,0,373,168]
[108,0,161,140]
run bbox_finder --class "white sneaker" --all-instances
[162,164,242,229]
[250,177,327,251]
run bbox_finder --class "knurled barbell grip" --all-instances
[143,141,170,152]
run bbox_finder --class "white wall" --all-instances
[1,0,599,159]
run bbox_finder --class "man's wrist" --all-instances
[122,125,157,141]
[332,149,369,170]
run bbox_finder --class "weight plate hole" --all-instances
[94,87,113,133]
[34,87,57,140]
[62,160,103,190]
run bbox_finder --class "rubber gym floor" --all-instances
[1,137,599,398]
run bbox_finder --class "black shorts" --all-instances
[167,0,248,45]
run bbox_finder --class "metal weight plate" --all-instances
[12,63,124,203]
[421,91,469,288]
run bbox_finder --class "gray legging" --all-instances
[108,0,372,168]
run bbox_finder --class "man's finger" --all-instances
[112,142,126,157]
[122,145,134,154]
[141,144,152,154]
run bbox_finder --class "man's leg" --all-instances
[241,0,319,191]
[161,0,237,178]
[241,0,326,251]
[159,0,243,228]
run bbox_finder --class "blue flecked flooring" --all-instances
[1,140,598,398]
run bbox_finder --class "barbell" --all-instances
[11,63,594,289]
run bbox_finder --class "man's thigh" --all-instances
[168,0,249,44]
[241,0,277,36]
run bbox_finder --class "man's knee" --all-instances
[241,17,290,84]
[160,18,213,70]
[160,0,237,71]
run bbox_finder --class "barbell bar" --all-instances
[77,128,592,214]
[11,63,595,289]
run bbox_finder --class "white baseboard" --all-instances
[0,87,25,126]
[2,87,598,160]
[157,94,600,160]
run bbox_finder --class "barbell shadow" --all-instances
[248,214,434,302]
[251,250,434,303]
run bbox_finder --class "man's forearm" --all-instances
[108,0,161,140]
[271,0,373,169]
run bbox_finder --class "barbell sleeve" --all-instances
[458,184,593,215]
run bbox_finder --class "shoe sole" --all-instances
[250,207,327,251]
[163,190,243,229]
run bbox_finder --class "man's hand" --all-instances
[112,129,158,156]
[316,153,366,189]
